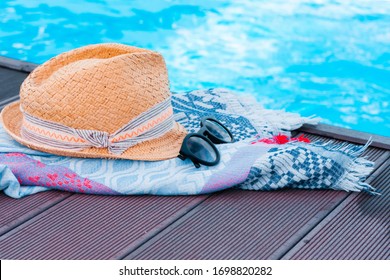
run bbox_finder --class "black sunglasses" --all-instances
[178,117,234,168]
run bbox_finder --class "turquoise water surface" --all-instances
[1,0,389,136]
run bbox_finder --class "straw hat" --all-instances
[1,43,187,160]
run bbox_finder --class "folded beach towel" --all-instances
[0,89,377,198]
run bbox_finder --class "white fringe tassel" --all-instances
[310,138,379,195]
[332,157,379,194]
[220,90,321,137]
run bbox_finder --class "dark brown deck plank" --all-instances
[0,194,208,259]
[0,191,72,236]
[281,158,390,260]
[125,189,346,259]
[123,136,387,260]
[0,56,37,73]
[0,66,26,104]
[299,123,390,150]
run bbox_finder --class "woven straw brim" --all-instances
[1,101,187,161]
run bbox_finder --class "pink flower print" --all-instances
[65,173,76,184]
[28,176,40,183]
[83,178,92,189]
[47,173,58,181]
[5,153,26,157]
[36,161,46,168]
[65,173,77,179]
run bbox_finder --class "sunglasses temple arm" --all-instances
[192,160,201,168]
[178,154,186,160]
[177,154,201,168]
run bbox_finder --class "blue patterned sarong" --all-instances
[0,89,377,198]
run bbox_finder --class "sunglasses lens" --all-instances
[204,119,233,142]
[187,136,217,163]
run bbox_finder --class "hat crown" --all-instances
[20,43,170,134]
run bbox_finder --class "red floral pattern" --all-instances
[0,152,119,195]
[251,134,311,145]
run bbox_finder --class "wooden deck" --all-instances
[0,58,389,260]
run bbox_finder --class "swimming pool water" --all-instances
[1,0,389,136]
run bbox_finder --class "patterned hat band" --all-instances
[20,98,174,155]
